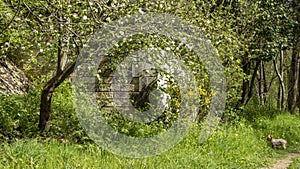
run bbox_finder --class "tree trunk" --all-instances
[39,80,55,131]
[258,61,263,105]
[240,59,260,106]
[287,47,300,114]
[274,51,285,110]
[257,61,268,105]
[262,61,267,104]
[287,7,300,114]
[38,61,76,131]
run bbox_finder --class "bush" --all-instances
[0,81,88,142]
[240,103,285,122]
[49,81,88,142]
[0,89,40,140]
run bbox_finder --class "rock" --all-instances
[0,58,29,95]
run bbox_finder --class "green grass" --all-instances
[1,113,299,169]
[289,156,300,169]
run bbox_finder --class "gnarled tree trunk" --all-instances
[38,61,75,131]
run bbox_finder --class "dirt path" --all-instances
[263,153,300,169]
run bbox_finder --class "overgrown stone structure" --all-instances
[97,61,159,112]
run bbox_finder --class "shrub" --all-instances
[0,81,88,142]
[0,89,40,140]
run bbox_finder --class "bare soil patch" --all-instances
[263,153,300,169]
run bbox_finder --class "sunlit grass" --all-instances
[0,127,275,168]
[1,113,299,168]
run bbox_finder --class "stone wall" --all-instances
[97,61,157,111]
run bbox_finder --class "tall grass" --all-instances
[3,114,300,169]
[242,104,300,152]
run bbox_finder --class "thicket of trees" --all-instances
[0,0,299,134]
